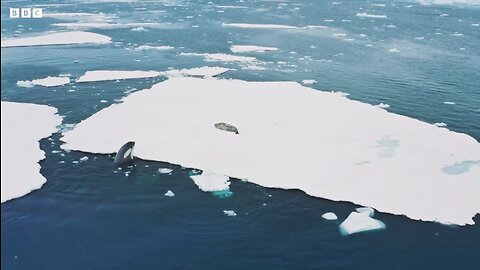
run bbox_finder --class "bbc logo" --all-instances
[10,8,43,18]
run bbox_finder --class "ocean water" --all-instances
[1,0,479,269]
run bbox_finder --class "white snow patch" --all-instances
[322,212,338,220]
[1,31,111,48]
[1,102,62,202]
[230,45,278,53]
[339,210,386,235]
[61,78,480,225]
[77,70,161,83]
[189,171,231,192]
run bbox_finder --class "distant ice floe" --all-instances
[77,70,161,83]
[223,210,237,217]
[1,31,111,48]
[52,22,170,30]
[418,0,480,6]
[230,45,278,53]
[356,12,388,19]
[180,52,257,63]
[388,48,400,53]
[222,23,298,29]
[322,212,338,220]
[339,208,386,236]
[17,76,70,88]
[76,67,229,83]
[1,102,62,203]
[302,80,317,85]
[61,78,480,225]
[134,45,174,51]
[443,101,456,105]
[189,171,231,192]
[164,190,175,197]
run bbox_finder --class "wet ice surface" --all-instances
[1,0,480,269]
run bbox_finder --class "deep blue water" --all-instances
[1,0,480,269]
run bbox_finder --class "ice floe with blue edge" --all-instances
[339,208,386,236]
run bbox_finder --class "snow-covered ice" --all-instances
[32,76,70,87]
[339,209,386,236]
[1,102,62,203]
[61,78,480,225]
[322,212,338,220]
[162,67,229,78]
[77,70,161,82]
[230,45,278,53]
[189,171,231,192]
[1,31,111,48]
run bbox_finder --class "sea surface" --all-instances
[1,0,480,269]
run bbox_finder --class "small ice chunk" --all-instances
[158,168,173,174]
[190,171,230,192]
[223,210,237,217]
[339,210,386,236]
[443,101,455,105]
[79,156,89,161]
[434,122,447,127]
[374,103,390,109]
[302,79,317,85]
[164,190,175,197]
[355,207,375,217]
[322,212,338,220]
[388,48,400,53]
[16,80,34,88]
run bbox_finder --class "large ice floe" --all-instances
[60,78,480,225]
[76,67,229,82]
[1,31,111,48]
[1,102,62,203]
[17,76,70,88]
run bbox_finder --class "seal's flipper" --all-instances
[114,141,135,165]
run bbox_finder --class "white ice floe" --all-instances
[302,80,317,85]
[434,122,448,127]
[222,23,298,29]
[356,12,388,19]
[79,156,89,161]
[418,0,480,6]
[17,76,70,88]
[230,45,278,53]
[1,102,62,203]
[61,78,480,225]
[223,210,237,217]
[355,207,375,217]
[52,22,168,30]
[134,45,174,51]
[322,212,338,220]
[180,53,257,63]
[158,168,173,174]
[189,171,231,192]
[389,48,400,53]
[131,27,148,32]
[339,209,386,236]
[443,101,456,105]
[1,31,111,48]
[164,190,175,197]
[374,103,390,109]
[162,67,230,78]
[77,70,161,83]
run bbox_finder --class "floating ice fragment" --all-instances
[388,48,400,53]
[322,212,338,220]
[434,122,447,127]
[77,70,161,82]
[190,171,230,192]
[223,210,237,217]
[16,80,34,88]
[164,190,175,197]
[230,45,278,53]
[355,207,375,217]
[356,12,388,19]
[374,103,390,109]
[79,156,89,161]
[1,31,111,48]
[302,80,317,85]
[339,210,386,236]
[158,168,173,174]
[443,101,455,105]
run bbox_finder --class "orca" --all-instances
[114,141,135,165]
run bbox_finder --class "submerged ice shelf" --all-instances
[1,102,62,203]
[61,78,480,225]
